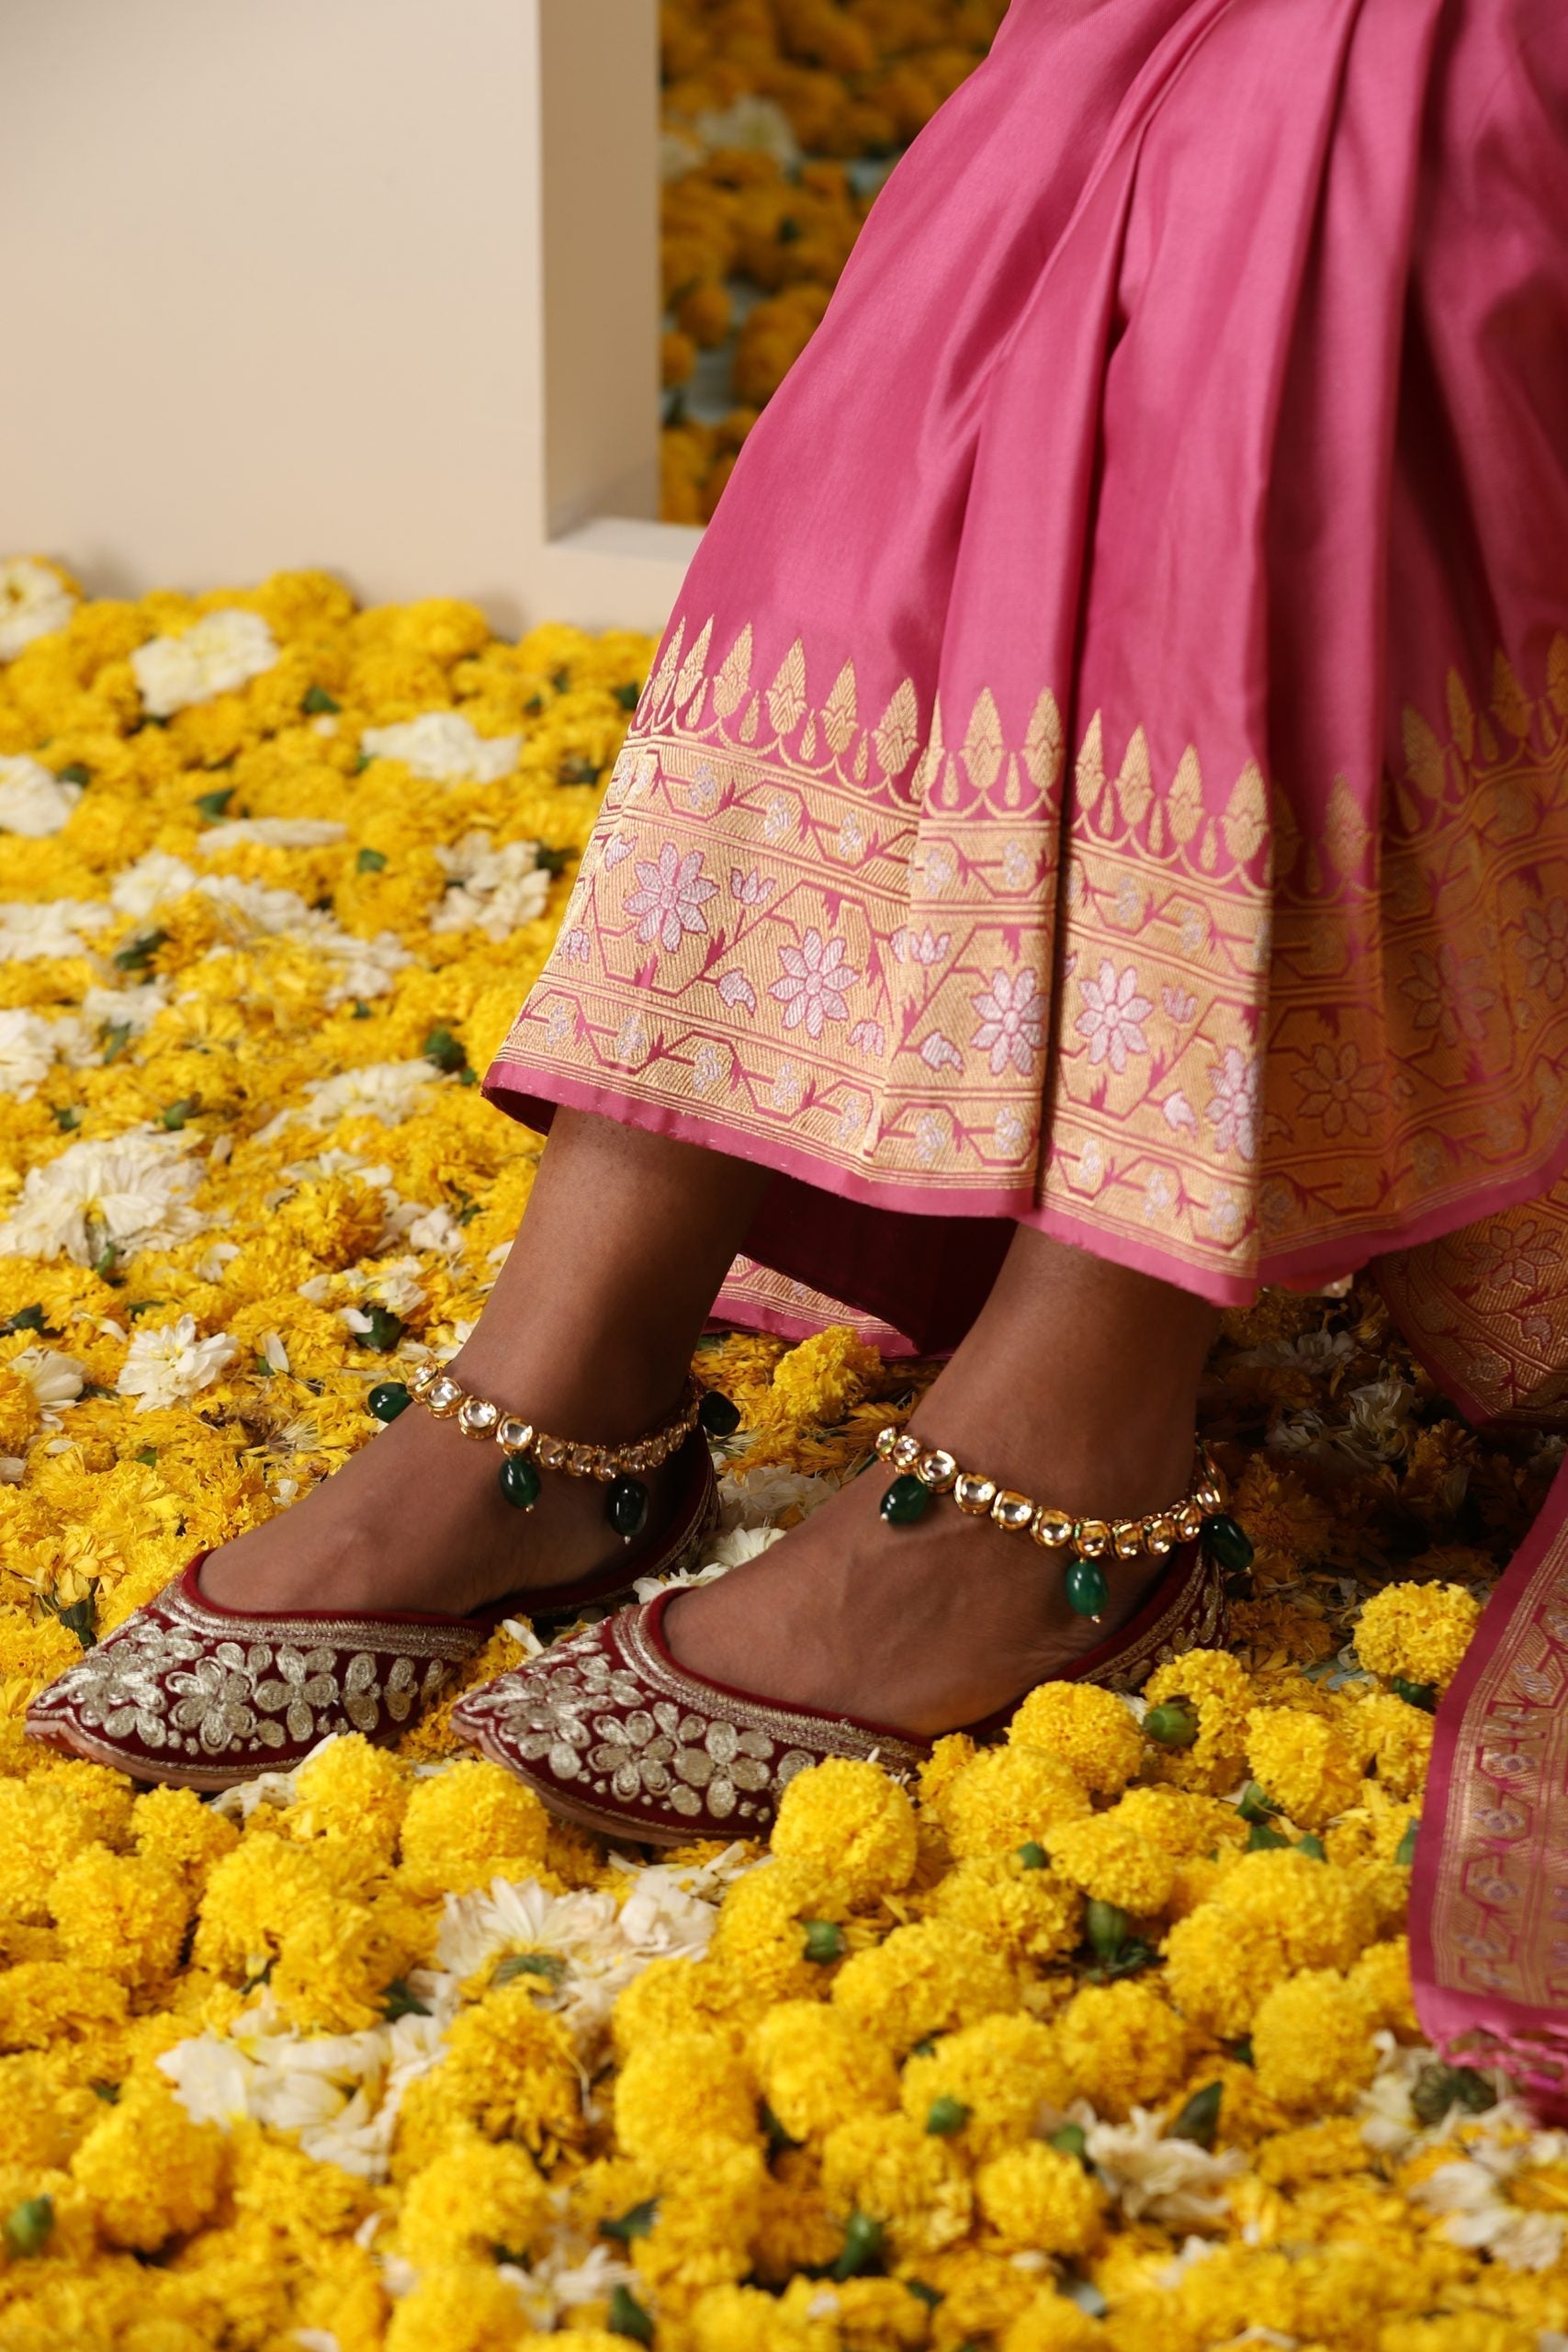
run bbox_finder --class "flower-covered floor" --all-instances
[1,560,1566,2352]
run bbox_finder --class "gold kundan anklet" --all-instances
[873,1426,1253,1618]
[364,1363,741,1542]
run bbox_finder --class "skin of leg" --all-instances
[198,1109,771,1615]
[665,1224,1220,1735]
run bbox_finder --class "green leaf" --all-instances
[194,786,235,820]
[1395,1816,1419,1867]
[600,2199,659,2243]
[56,1599,96,1650]
[353,752,372,774]
[362,1306,404,1354]
[1015,1840,1048,1870]
[457,1067,479,1086]
[802,1918,846,1964]
[777,214,804,243]
[1169,2081,1224,2149]
[534,842,571,876]
[1145,1697,1200,1747]
[925,2096,970,2136]
[1226,2037,1254,2067]
[761,2100,799,2156]
[1085,1900,1129,1961]
[829,2211,885,2281]
[92,1244,118,1281]
[1246,1821,1292,1852]
[607,2286,655,2344]
[1390,1677,1438,1713]
[493,1951,566,1987]
[523,694,545,718]
[2,1305,46,1336]
[1099,1939,1157,1980]
[4,2196,53,2259]
[302,684,341,714]
[160,1096,200,1131]
[558,756,603,786]
[53,1105,82,1131]
[114,925,170,973]
[90,2080,120,2103]
[351,1000,373,1020]
[57,763,91,786]
[1294,1833,1327,1861]
[1236,1781,1280,1824]
[422,1025,468,1075]
[254,1352,274,1378]
[134,1448,159,1467]
[1049,2122,1090,2165]
[550,666,572,693]
[613,682,641,710]
[126,1299,168,1318]
[905,2280,943,2309]
[101,1022,133,1064]
[355,845,388,873]
[1411,2063,1495,2129]
[381,1979,431,2021]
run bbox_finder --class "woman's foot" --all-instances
[664,1233,1220,1736]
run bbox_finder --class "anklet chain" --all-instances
[362,1362,741,1542]
[873,1425,1253,1620]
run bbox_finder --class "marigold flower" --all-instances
[1245,1704,1363,1827]
[765,1324,880,1425]
[1343,1690,1435,1802]
[1348,1935,1420,2037]
[1161,1901,1288,2037]
[1143,1648,1256,1792]
[927,1851,1083,1968]
[1008,1680,1145,1796]
[382,2261,532,2351]
[70,2078,224,2249]
[1055,1978,1190,2121]
[393,1983,584,2169]
[611,1951,744,2059]
[918,1730,978,1813]
[937,1744,1090,1859]
[683,2278,839,2352]
[709,1856,855,2011]
[975,2140,1107,2256]
[899,2013,1072,2159]
[615,2029,760,2167]
[284,1731,409,1858]
[0,1960,128,2052]
[1002,2290,1111,2351]
[130,1783,240,1894]
[633,2132,768,2297]
[1104,1782,1242,1859]
[1043,1815,1179,1916]
[831,1917,1019,2053]
[1251,1968,1379,2110]
[0,1781,101,1925]
[1217,1847,1379,1972]
[771,1756,919,1903]
[820,2110,973,2256]
[397,2127,550,2267]
[750,1998,899,2141]
[397,1759,548,1897]
[1355,1581,1482,1691]
[50,1846,189,1988]
[1256,2115,1373,2188]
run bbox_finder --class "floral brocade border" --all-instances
[490,613,1568,1289]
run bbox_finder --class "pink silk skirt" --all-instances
[484,0,1568,2102]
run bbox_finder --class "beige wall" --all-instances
[0,0,700,634]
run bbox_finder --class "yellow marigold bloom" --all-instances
[1245,1704,1362,1828]
[284,1732,409,1858]
[899,2013,1071,2159]
[1379,2323,1538,2352]
[130,1783,240,1893]
[228,2117,372,2244]
[752,2148,842,2285]
[194,1837,421,2032]
[771,1756,919,1903]
[1257,2115,1374,2188]
[397,2126,550,2267]
[1043,1816,1178,1916]
[820,2110,973,2256]
[1002,2290,1110,2351]
[832,1917,1019,2054]
[1348,1935,1420,2037]
[0,1781,100,1924]
[709,1856,854,2009]
[633,2133,767,2298]
[1104,1782,1244,1859]
[0,2052,99,2169]
[395,1982,583,2168]
[0,1960,128,2051]
[615,2028,760,2167]
[766,1324,880,1424]
[976,2141,1107,2256]
[1251,1968,1379,2111]
[50,1846,189,1988]
[1008,1681,1145,1796]
[1143,1649,1255,1793]
[382,2261,532,2352]
[1161,1903,1287,2038]
[1218,1848,1379,1972]
[69,2078,224,2249]
[750,1998,899,2141]
[684,2279,839,2352]
[610,1951,744,2059]
[1055,1978,1190,2121]
[1344,1689,1437,1801]
[928,1852,1083,1968]
[1355,1581,1482,1691]
[0,1364,40,1453]
[918,1730,978,1813]
[397,1759,548,1897]
[938,1744,1089,1859]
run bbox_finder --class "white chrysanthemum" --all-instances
[297,1058,442,1129]
[0,755,83,838]
[200,874,315,937]
[0,557,77,657]
[0,1130,208,1264]
[0,1008,60,1099]
[1410,2150,1568,2272]
[0,899,112,964]
[255,1330,289,1374]
[404,1203,464,1257]
[197,817,347,852]
[81,980,171,1041]
[359,711,520,785]
[690,93,799,168]
[432,831,552,942]
[107,851,201,919]
[345,1254,425,1316]
[131,607,278,715]
[117,1313,237,1411]
[1083,2106,1247,2226]
[717,1463,838,1529]
[7,1348,86,1427]
[313,928,414,1006]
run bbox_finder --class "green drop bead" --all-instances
[879,1473,931,1526]
[499,1454,541,1510]
[607,1475,649,1541]
[696,1387,741,1436]
[367,1381,411,1422]
[1064,1555,1109,1617]
[1201,1511,1254,1573]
